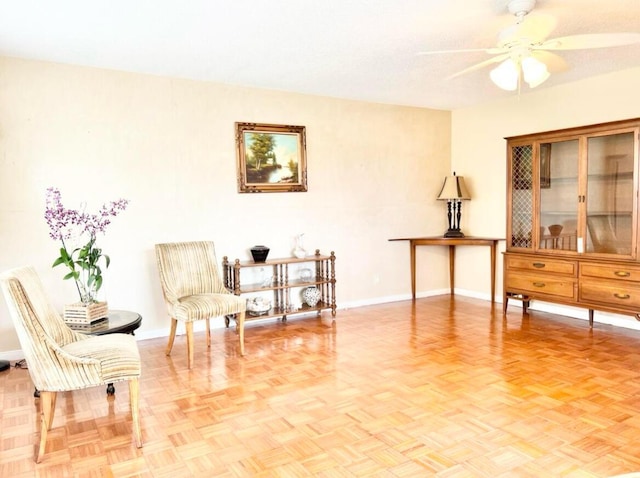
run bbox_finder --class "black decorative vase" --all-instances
[250,245,270,263]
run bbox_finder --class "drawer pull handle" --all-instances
[615,271,631,277]
[532,262,546,268]
[614,293,631,300]
[533,282,546,288]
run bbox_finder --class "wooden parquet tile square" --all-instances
[4,296,640,476]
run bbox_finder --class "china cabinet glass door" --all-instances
[510,144,533,249]
[585,131,636,256]
[538,139,579,252]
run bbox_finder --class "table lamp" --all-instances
[437,172,471,238]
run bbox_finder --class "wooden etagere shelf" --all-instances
[222,249,336,322]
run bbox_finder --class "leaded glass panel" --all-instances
[511,145,533,249]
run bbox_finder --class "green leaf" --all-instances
[52,257,65,267]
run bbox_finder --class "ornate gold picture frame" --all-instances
[235,122,308,193]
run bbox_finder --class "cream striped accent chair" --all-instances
[155,241,246,369]
[0,266,142,463]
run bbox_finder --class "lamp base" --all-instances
[0,360,9,372]
[444,230,465,238]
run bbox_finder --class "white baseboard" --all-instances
[0,350,24,361]
[2,290,639,361]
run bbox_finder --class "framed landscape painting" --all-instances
[235,122,308,193]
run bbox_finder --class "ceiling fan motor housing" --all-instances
[508,0,536,19]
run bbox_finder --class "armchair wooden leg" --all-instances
[129,378,142,448]
[238,311,245,356]
[36,391,56,463]
[166,318,178,356]
[48,392,57,430]
[186,321,194,369]
[206,318,211,348]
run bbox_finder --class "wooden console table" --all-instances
[389,236,503,303]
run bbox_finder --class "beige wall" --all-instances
[451,66,640,328]
[2,56,638,357]
[0,56,452,356]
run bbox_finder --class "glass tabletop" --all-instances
[69,309,142,335]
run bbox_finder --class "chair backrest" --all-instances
[155,241,227,308]
[586,215,630,254]
[0,266,84,390]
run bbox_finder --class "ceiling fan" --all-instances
[419,0,640,91]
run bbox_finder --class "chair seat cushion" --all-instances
[173,293,245,322]
[62,333,141,383]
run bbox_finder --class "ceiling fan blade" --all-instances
[538,33,640,50]
[447,53,511,79]
[417,47,505,55]
[530,50,568,73]
[501,13,557,44]
[521,13,557,41]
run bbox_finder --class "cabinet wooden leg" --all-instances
[589,309,594,327]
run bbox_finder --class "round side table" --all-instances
[71,309,142,336]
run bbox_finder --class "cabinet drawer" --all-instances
[506,255,576,276]
[580,263,640,283]
[506,272,576,299]
[580,280,640,309]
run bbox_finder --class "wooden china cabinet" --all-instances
[503,118,640,326]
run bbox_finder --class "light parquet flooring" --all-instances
[3,296,640,477]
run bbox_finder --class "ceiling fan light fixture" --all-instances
[522,56,550,87]
[430,0,639,96]
[490,58,519,91]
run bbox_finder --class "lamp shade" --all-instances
[521,56,550,88]
[489,58,519,91]
[437,174,471,200]
[490,55,551,91]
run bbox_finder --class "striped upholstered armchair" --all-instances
[0,266,142,463]
[155,241,246,369]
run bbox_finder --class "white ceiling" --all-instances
[1,0,639,110]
